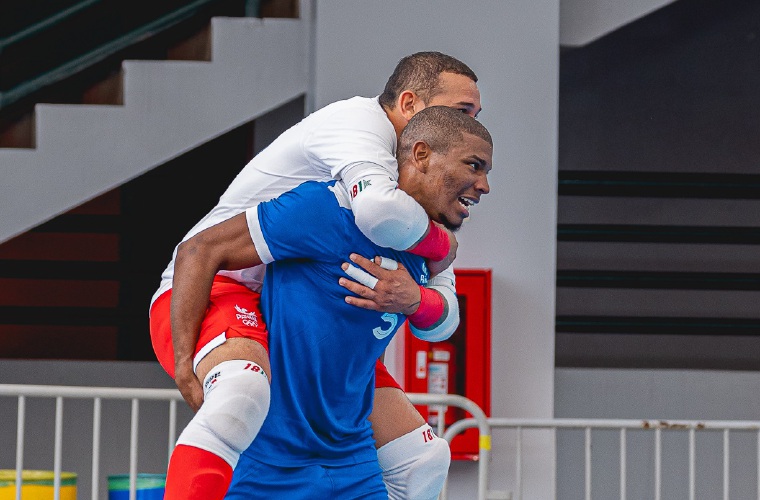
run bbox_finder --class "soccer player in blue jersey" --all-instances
[170,106,492,498]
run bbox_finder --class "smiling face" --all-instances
[419,132,492,230]
[397,106,493,230]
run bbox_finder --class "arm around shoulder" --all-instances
[344,164,430,251]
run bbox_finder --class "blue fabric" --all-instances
[242,181,429,467]
[226,453,387,499]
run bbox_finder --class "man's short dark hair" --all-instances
[379,52,478,109]
[398,106,492,165]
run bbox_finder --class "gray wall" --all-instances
[560,0,677,46]
[313,1,560,497]
[556,368,760,498]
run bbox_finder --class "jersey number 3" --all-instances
[373,313,398,340]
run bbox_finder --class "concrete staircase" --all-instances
[0,16,308,244]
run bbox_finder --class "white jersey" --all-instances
[152,96,399,303]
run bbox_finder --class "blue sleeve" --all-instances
[256,182,347,262]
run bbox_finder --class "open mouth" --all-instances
[458,196,477,217]
[457,196,478,211]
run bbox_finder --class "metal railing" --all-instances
[407,393,492,500]
[5,383,760,500]
[0,384,488,500]
[444,416,760,500]
[0,384,184,500]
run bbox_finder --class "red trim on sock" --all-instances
[408,221,450,262]
[408,286,445,329]
[164,444,233,500]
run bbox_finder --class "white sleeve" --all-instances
[303,99,398,180]
[410,266,460,342]
[341,162,430,251]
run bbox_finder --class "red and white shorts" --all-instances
[149,275,401,390]
[150,276,268,378]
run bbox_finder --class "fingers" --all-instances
[180,385,202,412]
[377,256,399,271]
[349,253,402,273]
[341,253,401,289]
[175,369,204,412]
[343,263,378,290]
[339,274,373,296]
[348,254,382,275]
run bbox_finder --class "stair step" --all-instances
[557,270,760,290]
[556,315,760,335]
[558,224,760,244]
[559,170,760,199]
[0,15,307,244]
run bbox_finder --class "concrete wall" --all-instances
[560,0,678,46]
[312,1,560,497]
[556,368,760,498]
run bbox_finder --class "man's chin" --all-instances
[441,217,462,232]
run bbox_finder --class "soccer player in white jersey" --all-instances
[149,52,481,499]
[171,107,492,498]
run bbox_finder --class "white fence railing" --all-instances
[3,384,760,500]
[0,384,184,500]
[443,417,760,500]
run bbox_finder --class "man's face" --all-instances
[418,133,492,231]
[426,72,482,118]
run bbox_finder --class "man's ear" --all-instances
[397,90,423,122]
[412,141,431,173]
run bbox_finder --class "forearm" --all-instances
[409,267,459,342]
[171,239,220,371]
[170,212,263,371]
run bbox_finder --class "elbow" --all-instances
[410,306,459,342]
[176,234,214,271]
[409,282,459,342]
[353,193,425,250]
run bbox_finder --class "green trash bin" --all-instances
[107,474,165,500]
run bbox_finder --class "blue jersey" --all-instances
[241,180,429,467]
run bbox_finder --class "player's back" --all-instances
[246,180,429,466]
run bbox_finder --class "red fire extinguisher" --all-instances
[425,342,457,427]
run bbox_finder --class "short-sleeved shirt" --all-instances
[151,97,397,304]
[242,180,430,467]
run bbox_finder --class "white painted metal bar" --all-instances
[92,397,102,500]
[445,416,760,500]
[620,428,626,500]
[724,428,730,500]
[515,427,522,500]
[2,384,185,500]
[54,397,63,500]
[0,384,184,400]
[456,417,760,430]
[654,428,661,500]
[7,385,760,500]
[689,428,696,500]
[130,399,139,500]
[15,395,25,500]
[585,427,592,500]
[169,399,177,463]
[410,393,490,500]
